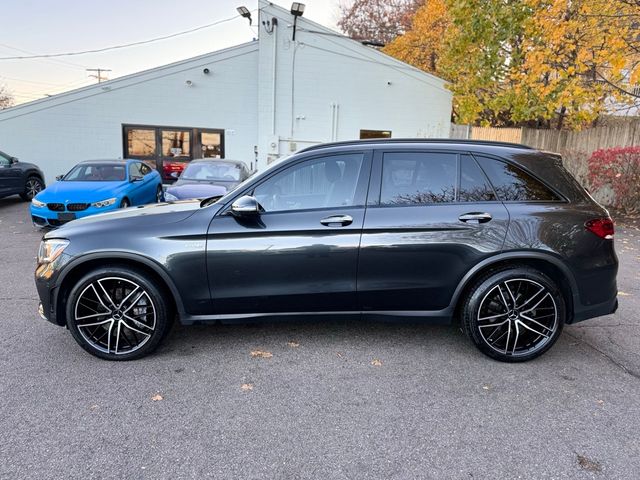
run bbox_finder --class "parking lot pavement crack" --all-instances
[565,331,640,381]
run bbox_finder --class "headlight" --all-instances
[37,239,69,264]
[164,192,178,202]
[91,197,117,208]
[31,198,46,208]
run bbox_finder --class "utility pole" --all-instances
[86,68,112,83]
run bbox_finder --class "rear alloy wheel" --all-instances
[66,267,171,360]
[462,268,564,362]
[120,198,130,208]
[156,186,164,203]
[20,176,44,201]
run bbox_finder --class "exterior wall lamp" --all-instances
[236,6,252,25]
[290,2,305,41]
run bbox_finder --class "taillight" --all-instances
[585,218,614,239]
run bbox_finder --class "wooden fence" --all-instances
[450,122,640,155]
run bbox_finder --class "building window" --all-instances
[201,131,222,158]
[126,128,156,157]
[360,129,391,139]
[162,130,191,158]
[123,124,225,182]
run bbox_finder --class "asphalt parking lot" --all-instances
[1,196,639,479]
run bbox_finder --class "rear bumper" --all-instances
[569,296,618,324]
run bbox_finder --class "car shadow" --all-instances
[158,317,470,359]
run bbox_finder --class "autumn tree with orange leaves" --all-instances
[376,0,640,128]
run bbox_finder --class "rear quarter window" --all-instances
[474,155,561,202]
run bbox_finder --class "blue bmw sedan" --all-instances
[30,159,163,227]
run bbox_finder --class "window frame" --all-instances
[470,153,567,204]
[219,150,373,216]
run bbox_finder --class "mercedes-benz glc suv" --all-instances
[35,140,618,362]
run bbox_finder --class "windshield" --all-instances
[63,163,126,182]
[181,162,242,181]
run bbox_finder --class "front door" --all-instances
[358,151,510,312]
[206,151,372,315]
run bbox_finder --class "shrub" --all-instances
[588,146,640,214]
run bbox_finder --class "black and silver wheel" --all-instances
[66,266,171,360]
[120,198,130,208]
[156,186,164,203]
[20,176,44,201]
[462,267,564,362]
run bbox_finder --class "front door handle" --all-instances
[459,212,492,224]
[320,214,353,227]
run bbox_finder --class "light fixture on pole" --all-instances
[236,6,252,25]
[290,2,305,41]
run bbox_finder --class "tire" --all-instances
[120,198,130,208]
[66,266,172,360]
[461,267,565,362]
[156,185,164,203]
[20,175,44,201]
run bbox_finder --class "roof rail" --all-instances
[298,138,534,153]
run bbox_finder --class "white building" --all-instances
[0,1,452,183]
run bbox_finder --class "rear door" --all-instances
[357,150,510,312]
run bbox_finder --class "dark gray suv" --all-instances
[35,140,618,362]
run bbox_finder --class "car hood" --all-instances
[44,200,207,239]
[35,181,128,203]
[166,182,228,200]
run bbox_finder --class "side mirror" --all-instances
[231,195,261,216]
[55,174,64,181]
[10,157,18,164]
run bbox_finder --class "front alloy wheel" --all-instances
[66,267,171,360]
[463,268,564,362]
[21,176,44,201]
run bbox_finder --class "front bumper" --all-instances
[35,253,71,326]
[30,203,119,227]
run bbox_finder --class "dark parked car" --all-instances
[164,159,251,201]
[35,139,618,362]
[0,150,45,201]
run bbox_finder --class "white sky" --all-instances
[0,0,342,105]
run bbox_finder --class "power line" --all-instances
[0,42,89,69]
[0,12,249,61]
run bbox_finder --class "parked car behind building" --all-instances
[30,159,163,227]
[164,159,252,201]
[0,150,45,201]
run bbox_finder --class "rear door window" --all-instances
[474,155,560,202]
[380,152,457,205]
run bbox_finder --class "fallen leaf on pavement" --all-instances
[251,350,273,358]
[577,454,602,473]
[618,291,631,296]
[371,359,382,367]
[596,399,604,406]
[482,385,491,391]
[90,404,99,411]
[151,393,164,401]
[241,383,254,391]
[287,341,300,348]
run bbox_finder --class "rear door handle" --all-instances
[320,214,353,227]
[459,212,492,224]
